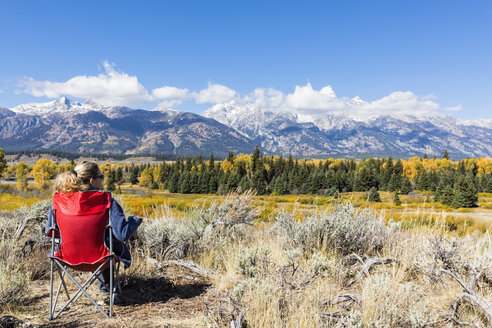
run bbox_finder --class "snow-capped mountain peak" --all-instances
[10,97,134,118]
[11,97,81,116]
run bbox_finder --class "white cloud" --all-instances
[239,83,443,119]
[155,99,187,109]
[152,86,189,99]
[446,105,463,112]
[244,88,285,111]
[361,91,440,117]
[194,82,237,104]
[20,61,153,106]
[152,86,190,107]
[17,62,455,118]
[285,83,338,110]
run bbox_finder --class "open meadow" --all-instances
[0,185,491,327]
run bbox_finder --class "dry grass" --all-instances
[0,191,491,327]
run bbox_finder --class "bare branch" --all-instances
[442,268,492,326]
[346,256,397,286]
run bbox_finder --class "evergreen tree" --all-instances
[354,167,377,191]
[428,171,440,192]
[106,170,116,191]
[440,186,454,206]
[333,189,340,199]
[130,167,139,185]
[252,168,267,195]
[226,150,235,163]
[394,159,404,177]
[199,170,210,193]
[178,172,191,193]
[388,173,401,192]
[479,174,492,193]
[208,175,218,193]
[208,153,215,170]
[185,156,193,172]
[368,187,381,202]
[416,170,430,190]
[226,172,241,192]
[0,148,6,178]
[115,167,123,182]
[400,175,413,194]
[324,186,339,198]
[252,145,260,173]
[287,155,294,171]
[380,157,394,190]
[442,149,449,160]
[168,172,179,193]
[434,177,446,202]
[452,175,478,208]
[239,175,250,193]
[393,191,401,206]
[457,161,466,175]
[189,171,199,193]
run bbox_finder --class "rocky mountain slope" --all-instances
[203,103,492,158]
[1,99,254,156]
[1,97,491,158]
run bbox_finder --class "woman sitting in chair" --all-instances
[47,161,142,296]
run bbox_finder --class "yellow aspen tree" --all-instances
[32,159,55,190]
[139,167,153,188]
[221,161,234,172]
[16,162,29,191]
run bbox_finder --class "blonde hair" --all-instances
[53,161,101,193]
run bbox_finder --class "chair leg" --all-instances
[53,260,111,319]
[109,257,114,318]
[55,267,70,299]
[71,274,98,304]
[49,259,54,320]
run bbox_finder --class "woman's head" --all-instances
[53,161,104,193]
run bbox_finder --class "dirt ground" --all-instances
[2,268,221,328]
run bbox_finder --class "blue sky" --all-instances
[0,0,491,119]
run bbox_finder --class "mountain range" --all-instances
[0,97,491,158]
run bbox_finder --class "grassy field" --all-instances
[113,184,492,235]
[1,190,491,327]
[1,182,491,235]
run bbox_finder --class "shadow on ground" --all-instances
[118,276,211,305]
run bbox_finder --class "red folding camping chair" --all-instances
[47,191,120,319]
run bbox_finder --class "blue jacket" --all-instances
[46,195,142,268]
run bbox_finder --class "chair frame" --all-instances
[48,195,120,320]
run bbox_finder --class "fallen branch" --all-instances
[230,310,247,328]
[147,257,236,283]
[323,294,360,307]
[441,268,492,326]
[346,254,397,286]
[318,294,361,325]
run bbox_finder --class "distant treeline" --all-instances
[108,147,491,208]
[3,147,492,208]
[5,150,178,161]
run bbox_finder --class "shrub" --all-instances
[137,212,194,260]
[362,273,430,327]
[0,216,30,305]
[413,235,467,283]
[138,191,258,260]
[235,247,272,278]
[13,199,52,241]
[272,202,393,256]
